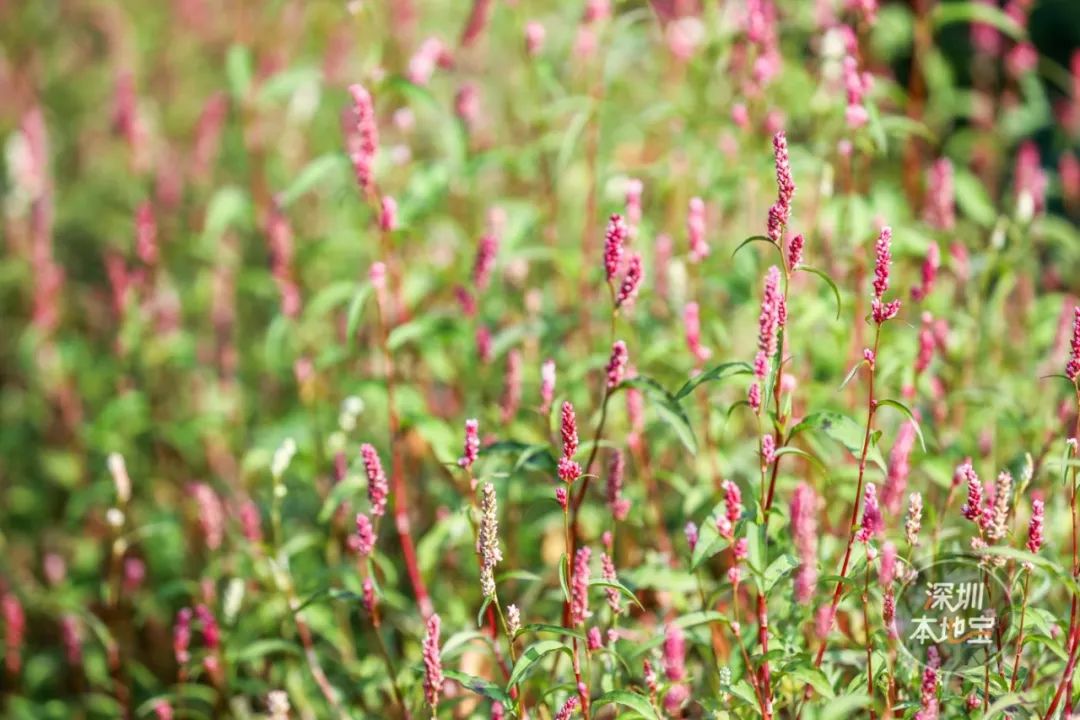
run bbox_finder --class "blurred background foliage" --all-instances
[1,0,1080,718]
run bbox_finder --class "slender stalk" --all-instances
[1010,572,1032,691]
[798,326,882,718]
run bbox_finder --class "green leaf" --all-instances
[229,639,301,664]
[278,155,348,206]
[875,398,927,452]
[202,186,250,244]
[592,690,661,720]
[589,578,644,610]
[772,446,824,471]
[226,44,253,99]
[785,666,834,699]
[558,553,571,602]
[954,169,998,228]
[444,669,513,706]
[762,554,799,593]
[317,475,364,523]
[476,594,494,627]
[800,265,842,320]
[732,235,782,263]
[674,361,753,400]
[790,411,885,472]
[820,694,870,720]
[931,2,1025,41]
[480,440,557,473]
[517,623,585,641]
[506,640,572,689]
[983,693,1028,718]
[387,314,456,351]
[691,518,730,570]
[618,376,697,454]
[837,360,867,391]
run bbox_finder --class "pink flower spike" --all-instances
[615,252,644,309]
[1027,499,1044,554]
[791,482,818,603]
[554,696,579,720]
[525,21,546,56]
[555,486,569,510]
[787,233,804,268]
[355,513,376,557]
[1066,306,1080,382]
[684,521,699,552]
[958,461,983,522]
[458,419,480,470]
[606,341,629,389]
[348,84,378,193]
[570,547,592,625]
[361,443,389,517]
[379,195,398,232]
[173,607,192,666]
[473,233,498,291]
[687,197,709,262]
[854,483,882,543]
[422,614,444,711]
[601,552,622,613]
[560,402,579,458]
[540,359,556,414]
[871,226,901,324]
[606,451,630,520]
[603,214,627,282]
[684,302,711,364]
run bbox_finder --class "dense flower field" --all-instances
[4,0,1080,718]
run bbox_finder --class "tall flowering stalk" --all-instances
[810,225,901,693]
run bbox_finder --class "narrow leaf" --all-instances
[674,361,753,400]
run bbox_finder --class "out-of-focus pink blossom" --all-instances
[882,422,917,513]
[540,359,556,413]
[500,349,522,423]
[409,38,451,86]
[683,302,711,366]
[476,325,493,364]
[791,483,818,602]
[191,483,225,550]
[606,341,629,390]
[473,233,498,291]
[525,21,546,56]
[687,197,709,262]
[606,451,630,521]
[348,84,379,194]
[570,547,591,625]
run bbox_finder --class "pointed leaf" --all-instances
[618,376,697,453]
[800,265,843,320]
[592,690,661,720]
[875,398,927,452]
[674,361,754,400]
[443,669,513,706]
[506,640,572,690]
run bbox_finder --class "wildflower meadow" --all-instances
[5,1,1080,718]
